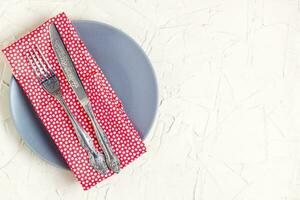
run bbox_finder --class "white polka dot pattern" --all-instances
[1,12,146,190]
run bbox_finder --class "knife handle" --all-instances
[84,103,120,173]
[55,93,108,174]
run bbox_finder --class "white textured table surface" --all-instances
[0,0,300,199]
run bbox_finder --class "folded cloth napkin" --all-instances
[2,12,146,190]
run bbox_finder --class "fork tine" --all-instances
[36,46,54,75]
[33,47,49,75]
[29,50,47,79]
[26,53,42,82]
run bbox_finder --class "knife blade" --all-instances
[49,23,120,173]
[49,24,88,106]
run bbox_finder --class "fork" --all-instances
[26,46,108,174]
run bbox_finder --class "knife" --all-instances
[49,23,120,173]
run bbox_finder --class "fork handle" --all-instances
[55,93,108,174]
[84,103,120,173]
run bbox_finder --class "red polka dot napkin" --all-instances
[2,12,146,190]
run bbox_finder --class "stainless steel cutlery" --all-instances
[49,23,120,173]
[26,22,121,174]
[26,46,108,174]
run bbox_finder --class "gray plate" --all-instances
[9,20,158,169]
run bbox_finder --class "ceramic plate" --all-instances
[9,20,158,169]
